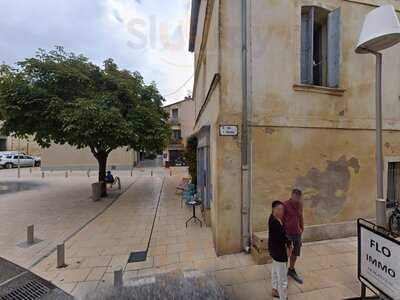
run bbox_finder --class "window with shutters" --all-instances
[301,6,341,88]
[171,108,178,120]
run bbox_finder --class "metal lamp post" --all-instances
[355,5,400,228]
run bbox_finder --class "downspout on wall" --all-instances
[241,0,252,252]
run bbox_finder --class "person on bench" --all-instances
[105,170,120,189]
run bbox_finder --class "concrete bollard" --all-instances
[29,168,32,174]
[114,267,123,288]
[92,182,102,201]
[170,170,172,176]
[27,225,34,244]
[57,243,66,268]
[65,171,68,178]
[41,171,45,178]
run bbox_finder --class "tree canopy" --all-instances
[0,47,170,193]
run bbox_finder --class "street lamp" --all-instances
[355,5,400,228]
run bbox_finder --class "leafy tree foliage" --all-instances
[0,47,170,195]
[184,135,197,185]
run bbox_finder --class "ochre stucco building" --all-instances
[163,97,195,166]
[189,0,400,255]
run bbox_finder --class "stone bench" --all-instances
[251,231,271,265]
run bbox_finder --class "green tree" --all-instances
[0,47,170,195]
[184,135,197,185]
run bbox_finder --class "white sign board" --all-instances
[219,125,238,136]
[359,223,400,299]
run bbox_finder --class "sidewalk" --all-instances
[31,172,364,299]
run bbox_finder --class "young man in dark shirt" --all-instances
[284,189,304,284]
[268,201,292,299]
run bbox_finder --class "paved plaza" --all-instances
[0,168,140,268]
[21,168,372,300]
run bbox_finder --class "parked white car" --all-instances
[0,154,36,169]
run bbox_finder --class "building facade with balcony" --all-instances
[163,97,195,166]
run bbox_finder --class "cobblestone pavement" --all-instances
[30,169,368,299]
[0,168,139,268]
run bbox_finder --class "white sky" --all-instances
[0,0,194,105]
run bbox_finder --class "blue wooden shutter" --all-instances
[301,7,314,84]
[327,8,341,88]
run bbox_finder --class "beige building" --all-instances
[189,0,400,255]
[163,97,195,166]
[0,135,42,156]
[41,144,139,171]
[0,135,138,171]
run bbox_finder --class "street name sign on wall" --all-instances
[358,219,400,299]
[219,125,238,136]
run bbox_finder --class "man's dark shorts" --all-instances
[287,234,302,257]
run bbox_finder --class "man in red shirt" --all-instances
[283,189,304,284]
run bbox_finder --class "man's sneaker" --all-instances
[288,268,303,284]
[271,288,279,298]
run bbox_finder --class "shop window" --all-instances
[301,6,341,87]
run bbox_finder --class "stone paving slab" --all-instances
[30,169,369,299]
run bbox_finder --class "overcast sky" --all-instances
[0,0,194,105]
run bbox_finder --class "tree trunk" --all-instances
[96,151,108,197]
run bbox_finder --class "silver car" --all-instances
[0,154,36,169]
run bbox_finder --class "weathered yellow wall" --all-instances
[213,0,243,254]
[249,0,400,232]
[192,0,400,253]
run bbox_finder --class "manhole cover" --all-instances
[1,280,49,300]
[0,257,72,300]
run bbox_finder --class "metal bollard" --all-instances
[65,171,68,178]
[130,169,133,177]
[29,168,32,174]
[27,225,34,244]
[151,170,153,176]
[57,243,66,268]
[41,171,45,178]
[170,170,172,176]
[87,169,90,177]
[114,267,123,288]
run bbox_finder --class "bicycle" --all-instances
[388,201,400,238]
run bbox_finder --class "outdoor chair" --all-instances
[176,177,190,194]
[181,184,196,208]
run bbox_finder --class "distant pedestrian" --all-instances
[268,200,292,299]
[284,189,304,284]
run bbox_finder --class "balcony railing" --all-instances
[169,118,180,125]
[169,137,183,145]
